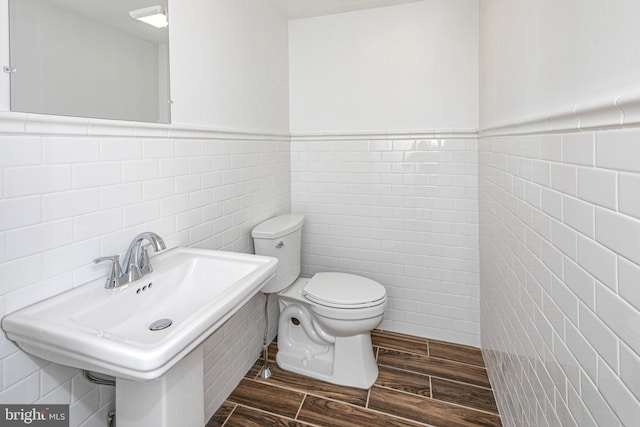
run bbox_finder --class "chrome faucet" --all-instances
[94,232,166,289]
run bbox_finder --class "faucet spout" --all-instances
[121,232,166,281]
[96,232,166,289]
[143,231,167,252]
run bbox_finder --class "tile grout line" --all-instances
[228,384,496,427]
[366,346,378,408]
[377,362,493,390]
[249,347,493,401]
[310,386,437,427]
[429,376,433,399]
[373,331,485,351]
[210,330,501,426]
[373,383,502,418]
[427,372,494,390]
[374,330,483,352]
[226,401,321,427]
[358,392,438,427]
[218,403,236,427]
[376,344,487,370]
[294,393,307,420]
[248,376,367,408]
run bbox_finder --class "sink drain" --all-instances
[149,318,172,331]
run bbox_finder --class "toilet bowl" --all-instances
[252,214,387,389]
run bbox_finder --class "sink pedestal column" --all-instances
[115,347,204,427]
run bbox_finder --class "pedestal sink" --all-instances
[2,247,278,427]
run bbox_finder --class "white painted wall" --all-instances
[289,0,478,133]
[168,0,290,133]
[479,0,640,129]
[9,0,161,123]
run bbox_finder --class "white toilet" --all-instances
[252,214,387,389]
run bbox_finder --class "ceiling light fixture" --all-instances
[129,6,168,29]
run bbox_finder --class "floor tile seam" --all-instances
[218,402,237,427]
[377,344,487,369]
[226,380,308,416]
[370,344,377,409]
[377,362,431,379]
[372,382,431,400]
[377,362,492,390]
[353,402,438,427]
[373,330,431,345]
[427,339,483,352]
[373,383,433,401]
[429,374,494,391]
[428,354,487,369]
[243,376,304,395]
[374,343,430,358]
[375,331,485,353]
[230,401,307,425]
[429,396,502,417]
[255,391,436,427]
[373,384,501,418]
[246,369,260,380]
[242,339,497,414]
[294,393,306,421]
[372,337,431,349]
[228,390,497,427]
[293,386,373,409]
[302,391,438,427]
[429,376,433,399]
[246,377,368,408]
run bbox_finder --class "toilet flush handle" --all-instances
[276,241,284,248]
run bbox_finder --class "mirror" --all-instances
[8,0,170,123]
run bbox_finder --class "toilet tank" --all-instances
[252,214,304,293]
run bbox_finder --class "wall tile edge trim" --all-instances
[291,129,478,141]
[5,90,640,140]
[11,88,640,141]
[0,112,290,140]
[481,89,640,137]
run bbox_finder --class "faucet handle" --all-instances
[139,243,154,275]
[94,255,123,289]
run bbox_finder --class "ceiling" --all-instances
[266,0,424,20]
[40,0,168,44]
[35,0,423,43]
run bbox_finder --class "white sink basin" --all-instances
[2,247,277,381]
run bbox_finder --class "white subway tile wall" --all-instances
[291,136,480,346]
[479,127,640,427]
[0,129,290,426]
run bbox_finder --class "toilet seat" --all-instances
[303,272,386,309]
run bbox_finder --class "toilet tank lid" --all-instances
[252,214,304,239]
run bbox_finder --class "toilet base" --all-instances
[276,332,378,389]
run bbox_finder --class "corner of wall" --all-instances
[0,0,10,112]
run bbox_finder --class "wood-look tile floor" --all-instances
[207,330,502,427]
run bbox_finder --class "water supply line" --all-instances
[260,293,272,379]
[83,370,115,386]
[82,371,116,426]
